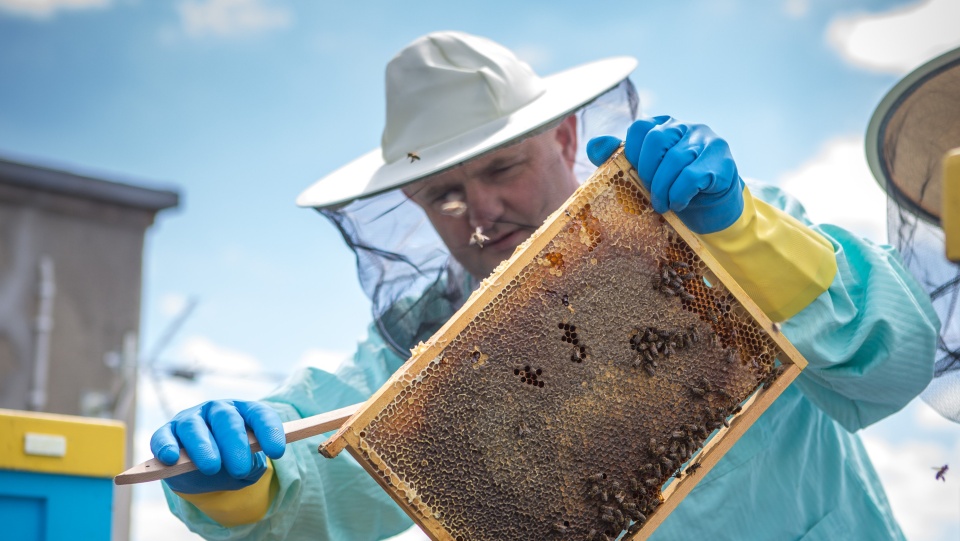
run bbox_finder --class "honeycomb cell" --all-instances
[322,153,798,541]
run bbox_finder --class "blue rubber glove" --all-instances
[150,399,286,494]
[587,116,745,234]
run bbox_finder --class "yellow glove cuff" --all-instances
[700,187,837,321]
[175,459,278,527]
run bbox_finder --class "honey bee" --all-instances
[586,472,605,483]
[552,522,569,534]
[670,261,690,269]
[406,151,420,162]
[935,464,949,482]
[761,365,786,389]
[686,462,703,475]
[469,226,489,248]
[439,200,467,217]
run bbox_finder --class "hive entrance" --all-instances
[320,152,805,540]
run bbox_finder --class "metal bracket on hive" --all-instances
[318,149,807,541]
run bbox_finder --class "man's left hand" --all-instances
[587,116,745,234]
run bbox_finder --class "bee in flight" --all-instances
[934,464,948,482]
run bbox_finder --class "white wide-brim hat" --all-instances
[866,46,960,225]
[297,31,637,209]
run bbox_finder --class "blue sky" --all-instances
[2,1,959,540]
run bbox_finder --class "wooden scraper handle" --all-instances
[114,402,361,485]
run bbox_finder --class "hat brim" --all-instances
[866,46,960,226]
[297,56,637,209]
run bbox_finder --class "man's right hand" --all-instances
[150,399,286,494]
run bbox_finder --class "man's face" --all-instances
[403,116,579,279]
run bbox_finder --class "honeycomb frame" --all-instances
[319,151,807,541]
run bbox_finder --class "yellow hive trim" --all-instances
[0,408,126,478]
[319,151,806,541]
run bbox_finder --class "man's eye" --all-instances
[431,190,467,216]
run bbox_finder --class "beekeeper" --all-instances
[150,31,939,540]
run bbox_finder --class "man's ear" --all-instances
[554,114,578,170]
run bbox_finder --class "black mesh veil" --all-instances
[319,80,639,358]
[887,203,960,421]
[871,47,960,422]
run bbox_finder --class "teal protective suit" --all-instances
[163,185,939,540]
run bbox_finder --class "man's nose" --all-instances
[465,183,503,230]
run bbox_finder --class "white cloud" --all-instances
[827,0,960,74]
[861,431,960,540]
[783,0,809,18]
[0,0,107,18]
[177,0,290,38]
[159,292,190,318]
[177,335,262,373]
[777,136,887,243]
[512,43,553,73]
[295,347,348,373]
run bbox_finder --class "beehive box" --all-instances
[319,151,806,540]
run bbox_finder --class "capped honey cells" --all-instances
[319,152,806,541]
